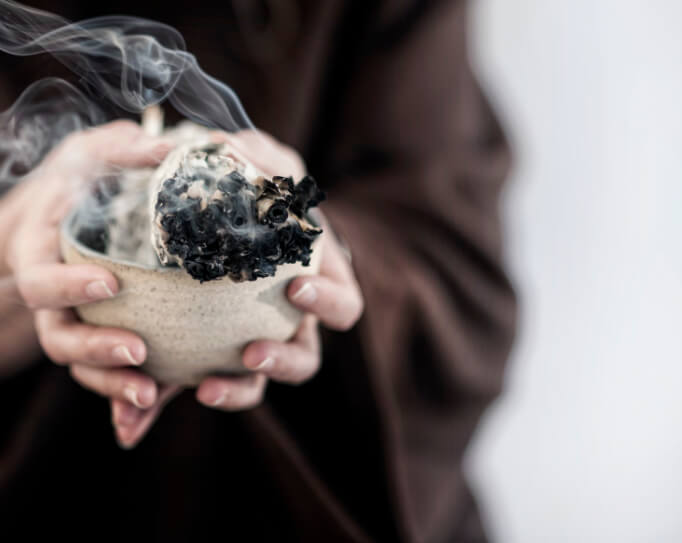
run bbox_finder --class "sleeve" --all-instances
[318,1,517,540]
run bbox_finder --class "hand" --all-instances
[7,122,362,448]
[5,120,174,423]
[112,130,364,448]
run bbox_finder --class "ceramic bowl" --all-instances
[59,208,324,385]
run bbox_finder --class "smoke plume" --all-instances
[0,0,253,187]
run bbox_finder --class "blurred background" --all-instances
[465,1,682,541]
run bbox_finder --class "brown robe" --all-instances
[0,1,516,541]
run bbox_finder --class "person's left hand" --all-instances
[109,130,364,448]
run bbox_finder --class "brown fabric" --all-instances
[0,1,516,541]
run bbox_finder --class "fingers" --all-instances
[35,309,146,367]
[21,121,172,226]
[242,315,320,384]
[286,226,363,331]
[111,398,142,428]
[58,120,174,170]
[195,373,267,410]
[317,223,356,283]
[209,129,306,179]
[70,364,157,408]
[288,274,363,331]
[8,121,174,275]
[112,385,181,449]
[14,263,118,309]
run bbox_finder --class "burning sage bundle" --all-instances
[149,141,325,282]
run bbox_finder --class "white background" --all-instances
[466,1,682,542]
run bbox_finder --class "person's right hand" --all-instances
[4,121,174,425]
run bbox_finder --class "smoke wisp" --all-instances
[0,0,253,187]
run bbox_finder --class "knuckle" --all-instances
[81,329,106,362]
[43,341,67,365]
[337,313,358,332]
[69,365,97,396]
[49,353,68,365]
[35,323,67,364]
[339,293,364,331]
[82,335,98,361]
[68,364,83,381]
[248,383,266,406]
[288,357,320,386]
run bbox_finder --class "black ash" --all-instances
[153,146,325,282]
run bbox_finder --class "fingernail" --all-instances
[210,391,229,407]
[113,345,143,366]
[291,282,316,305]
[85,280,115,300]
[123,385,143,408]
[250,356,275,371]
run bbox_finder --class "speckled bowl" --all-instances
[59,208,324,385]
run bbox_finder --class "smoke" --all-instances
[0,77,104,185]
[0,1,326,283]
[0,0,254,187]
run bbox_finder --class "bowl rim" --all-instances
[60,204,323,274]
